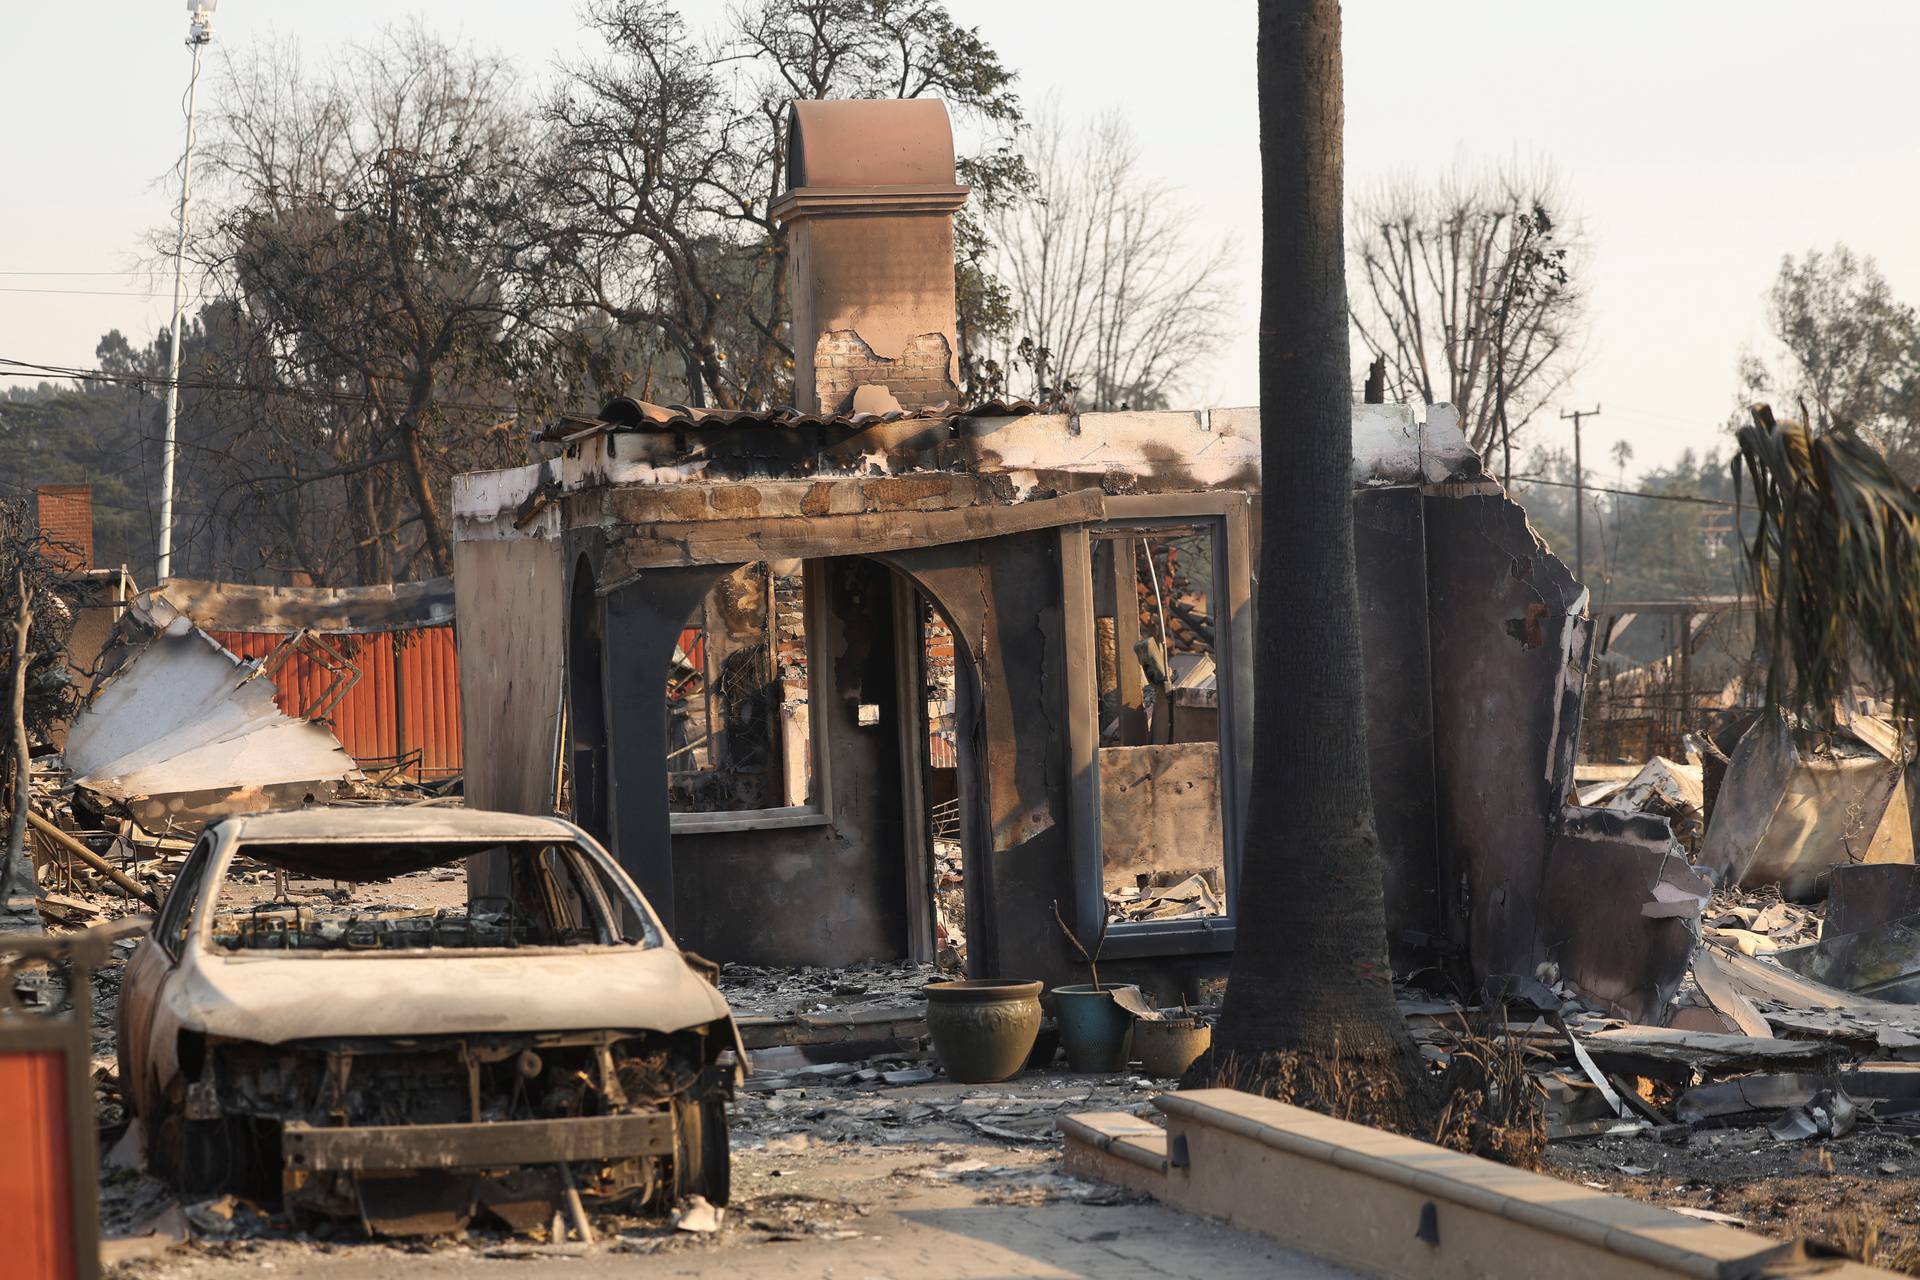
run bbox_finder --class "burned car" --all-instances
[116,807,741,1234]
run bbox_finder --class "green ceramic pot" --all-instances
[1052,983,1140,1073]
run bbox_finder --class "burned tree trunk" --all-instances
[3,573,35,915]
[1211,0,1419,1076]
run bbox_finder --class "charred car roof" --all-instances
[214,806,579,844]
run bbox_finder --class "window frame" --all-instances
[667,558,836,835]
[157,835,217,962]
[192,833,666,958]
[1061,494,1253,959]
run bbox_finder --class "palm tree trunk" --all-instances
[1212,0,1415,1068]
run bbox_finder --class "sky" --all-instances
[3,1,1918,480]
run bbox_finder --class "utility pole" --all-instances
[157,0,219,582]
[1560,404,1601,582]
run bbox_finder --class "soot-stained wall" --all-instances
[1352,487,1448,980]
[606,557,912,967]
[884,533,1084,986]
[1421,490,1693,1020]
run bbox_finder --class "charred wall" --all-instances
[1422,489,1693,1020]
[594,555,911,966]
[883,533,1085,986]
[671,558,911,966]
[1351,488,1449,980]
[1424,491,1588,987]
[455,535,566,899]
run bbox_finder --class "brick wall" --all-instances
[34,485,92,571]
[923,606,958,769]
[773,569,809,700]
[814,329,959,414]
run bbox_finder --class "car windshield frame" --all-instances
[187,824,666,959]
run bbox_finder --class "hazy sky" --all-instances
[3,1,1917,479]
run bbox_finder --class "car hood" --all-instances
[169,946,734,1045]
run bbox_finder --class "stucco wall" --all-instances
[670,558,911,965]
[454,535,566,898]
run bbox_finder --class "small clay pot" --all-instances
[1134,1016,1212,1078]
[1051,984,1140,1073]
[925,979,1043,1083]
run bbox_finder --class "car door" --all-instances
[118,836,214,1122]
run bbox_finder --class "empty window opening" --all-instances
[207,842,654,953]
[668,560,816,814]
[1090,525,1228,927]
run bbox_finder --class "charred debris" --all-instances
[9,95,1920,1265]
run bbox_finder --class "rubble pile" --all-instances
[1391,852,1920,1266]
[719,958,940,1019]
[736,1057,1162,1149]
[1105,871,1222,923]
[933,838,965,972]
[1588,756,1707,851]
[1696,886,1821,959]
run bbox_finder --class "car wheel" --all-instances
[670,1091,729,1207]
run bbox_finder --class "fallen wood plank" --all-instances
[26,809,159,908]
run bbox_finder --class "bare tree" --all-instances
[3,575,30,911]
[0,504,81,915]
[1349,163,1585,460]
[533,0,1027,411]
[989,108,1235,411]
[185,28,545,582]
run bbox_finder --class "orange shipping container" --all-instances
[212,625,462,779]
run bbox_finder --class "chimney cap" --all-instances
[786,99,957,190]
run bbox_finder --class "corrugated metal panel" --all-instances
[0,1050,75,1279]
[212,626,463,779]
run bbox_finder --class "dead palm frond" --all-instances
[1735,404,1920,722]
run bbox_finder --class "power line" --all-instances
[1559,404,1602,581]
[0,270,182,277]
[1510,474,1736,509]
[0,286,175,297]
[0,355,527,417]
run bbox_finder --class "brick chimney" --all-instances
[772,99,969,415]
[35,483,93,572]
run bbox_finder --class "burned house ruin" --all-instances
[453,99,1700,1021]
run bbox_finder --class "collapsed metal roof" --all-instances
[64,593,361,832]
[153,575,455,635]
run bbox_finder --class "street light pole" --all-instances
[1559,404,1601,583]
[157,0,218,582]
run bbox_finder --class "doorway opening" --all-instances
[566,557,609,843]
[893,579,979,974]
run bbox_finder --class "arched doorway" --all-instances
[882,566,986,975]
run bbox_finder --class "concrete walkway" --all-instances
[128,1141,1357,1279]
[137,1196,1351,1279]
